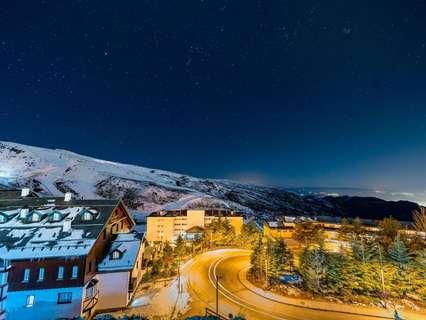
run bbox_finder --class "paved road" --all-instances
[184,249,425,320]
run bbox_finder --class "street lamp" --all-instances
[376,244,387,308]
[215,273,222,315]
[264,244,269,287]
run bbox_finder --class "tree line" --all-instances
[250,210,426,305]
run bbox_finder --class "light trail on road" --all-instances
[183,249,425,320]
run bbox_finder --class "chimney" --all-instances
[63,218,72,233]
[64,192,72,202]
[21,188,30,197]
[20,208,29,219]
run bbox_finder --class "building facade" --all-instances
[0,258,10,320]
[146,209,244,243]
[264,215,424,252]
[97,232,147,311]
[0,189,145,320]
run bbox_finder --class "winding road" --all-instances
[182,249,425,320]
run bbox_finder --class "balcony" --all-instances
[82,292,99,313]
[82,278,99,313]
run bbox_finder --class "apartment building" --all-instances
[97,231,147,311]
[0,189,145,320]
[264,215,423,250]
[146,209,244,243]
[0,258,10,320]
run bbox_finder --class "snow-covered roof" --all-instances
[150,208,243,217]
[0,197,123,260]
[0,189,38,200]
[185,225,205,233]
[97,232,144,272]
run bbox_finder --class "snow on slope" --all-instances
[0,141,335,216]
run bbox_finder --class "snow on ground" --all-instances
[0,140,341,217]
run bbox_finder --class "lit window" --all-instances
[111,251,120,260]
[31,214,40,222]
[52,212,61,221]
[71,265,78,278]
[57,266,64,280]
[0,215,5,223]
[23,268,30,282]
[57,292,72,304]
[82,211,93,221]
[38,268,45,281]
[26,295,34,307]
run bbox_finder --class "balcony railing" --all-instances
[82,292,99,313]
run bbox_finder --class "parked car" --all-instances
[279,273,302,285]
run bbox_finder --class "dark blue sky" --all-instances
[1,1,426,199]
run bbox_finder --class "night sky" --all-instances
[1,1,426,201]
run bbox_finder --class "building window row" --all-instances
[23,265,79,282]
[25,292,72,307]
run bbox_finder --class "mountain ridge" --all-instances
[0,141,420,221]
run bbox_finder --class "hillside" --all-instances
[0,141,420,220]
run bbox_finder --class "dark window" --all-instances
[57,292,72,304]
[88,261,92,272]
[103,229,107,240]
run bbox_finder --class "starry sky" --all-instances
[1,1,426,202]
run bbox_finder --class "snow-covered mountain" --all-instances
[0,141,335,217]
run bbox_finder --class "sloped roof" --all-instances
[0,189,38,200]
[185,225,205,233]
[0,196,129,260]
[149,208,244,217]
[97,232,144,272]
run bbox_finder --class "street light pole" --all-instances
[377,245,387,308]
[265,246,268,286]
[215,274,222,314]
[177,257,181,293]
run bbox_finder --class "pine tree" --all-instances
[271,239,294,276]
[324,252,346,295]
[250,236,265,280]
[352,217,366,239]
[412,249,426,300]
[299,247,328,293]
[293,222,324,248]
[338,218,353,242]
[174,235,186,259]
[264,237,275,284]
[239,220,260,249]
[351,238,378,263]
[221,218,236,245]
[388,234,410,269]
[378,216,401,250]
[163,241,173,257]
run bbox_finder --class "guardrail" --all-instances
[205,307,228,320]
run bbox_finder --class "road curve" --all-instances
[184,249,424,320]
